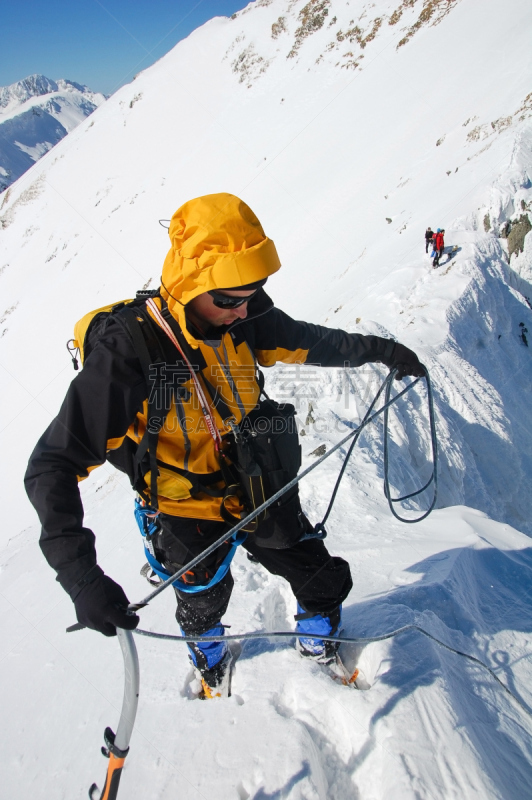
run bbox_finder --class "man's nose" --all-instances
[233,303,248,319]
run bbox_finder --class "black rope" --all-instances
[383,368,438,522]
[317,369,389,531]
[129,372,428,611]
[315,367,437,532]
[123,367,528,720]
[133,625,532,719]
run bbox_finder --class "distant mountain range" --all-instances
[0,73,105,191]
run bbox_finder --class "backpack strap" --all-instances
[118,303,229,507]
[147,297,223,451]
[154,458,224,498]
[158,299,249,426]
[118,306,167,509]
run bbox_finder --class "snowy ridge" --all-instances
[0,74,106,191]
[0,74,61,110]
[0,0,531,798]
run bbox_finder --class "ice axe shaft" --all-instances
[88,628,139,800]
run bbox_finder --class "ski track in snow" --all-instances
[1,0,532,797]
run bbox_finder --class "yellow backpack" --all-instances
[66,289,173,506]
[66,293,150,369]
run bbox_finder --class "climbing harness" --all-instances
[134,498,247,594]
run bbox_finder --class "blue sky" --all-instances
[1,1,249,96]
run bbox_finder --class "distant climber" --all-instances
[432,228,445,267]
[439,229,445,259]
[425,227,434,253]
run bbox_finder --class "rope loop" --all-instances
[130,369,437,611]
[382,368,438,523]
[317,367,437,530]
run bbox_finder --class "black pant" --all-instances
[156,513,353,636]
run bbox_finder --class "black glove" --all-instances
[73,572,139,637]
[381,342,425,381]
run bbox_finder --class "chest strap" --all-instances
[146,298,223,451]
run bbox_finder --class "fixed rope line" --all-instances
[129,371,431,612]
[127,371,531,722]
[132,624,532,719]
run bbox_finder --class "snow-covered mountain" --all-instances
[1,1,531,798]
[0,73,105,191]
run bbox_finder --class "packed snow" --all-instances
[0,0,531,798]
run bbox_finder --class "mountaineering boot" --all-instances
[296,636,340,665]
[295,603,364,688]
[196,649,233,699]
[183,623,233,698]
[295,603,341,666]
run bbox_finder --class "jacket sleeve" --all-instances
[248,308,396,368]
[24,321,147,595]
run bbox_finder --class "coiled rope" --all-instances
[130,368,435,612]
[128,372,532,721]
[314,366,437,537]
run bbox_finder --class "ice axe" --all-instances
[67,624,139,800]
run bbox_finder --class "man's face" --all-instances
[186,288,256,330]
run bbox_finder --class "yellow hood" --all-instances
[160,193,281,347]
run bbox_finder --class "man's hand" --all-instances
[73,574,139,637]
[382,342,425,381]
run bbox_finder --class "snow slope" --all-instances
[0,0,531,798]
[0,74,106,191]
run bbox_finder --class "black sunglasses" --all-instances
[208,288,259,309]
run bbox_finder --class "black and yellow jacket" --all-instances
[24,193,396,595]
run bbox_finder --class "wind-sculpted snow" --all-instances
[0,0,531,798]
